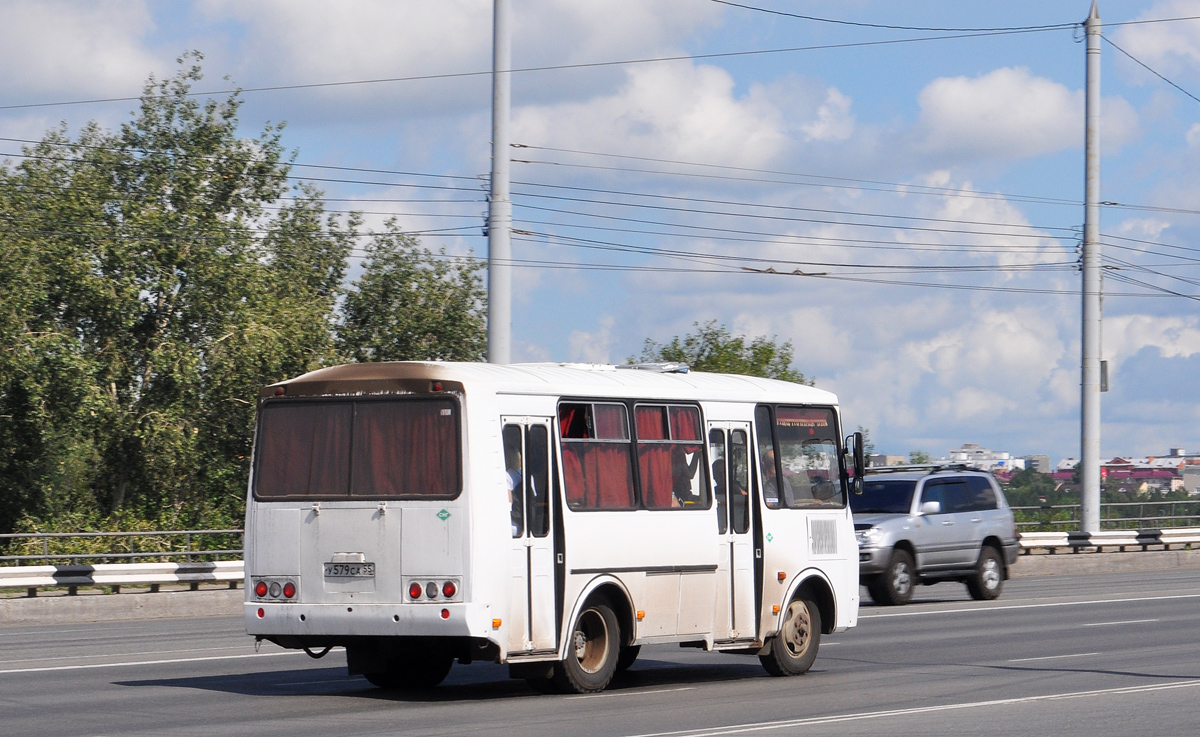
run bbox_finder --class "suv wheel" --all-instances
[868,549,915,606]
[966,546,1004,601]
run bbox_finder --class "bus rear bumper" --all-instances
[245,601,495,640]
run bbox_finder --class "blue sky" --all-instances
[2,0,1199,465]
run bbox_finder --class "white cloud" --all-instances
[512,63,792,168]
[800,88,855,142]
[1104,314,1200,370]
[568,316,616,363]
[915,67,1139,160]
[1188,122,1200,147]
[196,0,721,117]
[0,1,160,102]
[1113,1,1200,76]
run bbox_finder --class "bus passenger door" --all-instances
[708,423,757,642]
[503,419,558,655]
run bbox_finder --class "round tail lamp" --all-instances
[254,581,268,597]
[442,581,457,598]
[409,582,423,600]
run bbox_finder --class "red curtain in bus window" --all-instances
[351,400,459,497]
[636,406,668,440]
[669,406,701,441]
[255,402,352,497]
[591,444,635,507]
[639,445,674,508]
[593,404,628,439]
[561,444,588,508]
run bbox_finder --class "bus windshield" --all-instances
[850,479,916,514]
[253,397,461,499]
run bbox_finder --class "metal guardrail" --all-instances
[1017,527,1200,554]
[0,561,244,597]
[1012,501,1200,531]
[0,529,243,565]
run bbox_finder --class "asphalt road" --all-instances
[2,569,1198,737]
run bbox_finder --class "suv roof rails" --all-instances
[866,463,975,475]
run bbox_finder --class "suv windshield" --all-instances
[850,479,917,514]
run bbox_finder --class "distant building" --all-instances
[1183,467,1200,496]
[944,443,1026,472]
[1057,457,1079,472]
[868,454,907,467]
[1022,454,1052,474]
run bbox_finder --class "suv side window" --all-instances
[965,476,998,511]
[924,479,971,513]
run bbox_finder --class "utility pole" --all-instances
[1081,1,1102,534]
[487,0,513,364]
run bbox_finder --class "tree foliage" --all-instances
[0,55,485,534]
[337,226,485,363]
[635,321,812,384]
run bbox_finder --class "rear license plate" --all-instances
[323,562,375,578]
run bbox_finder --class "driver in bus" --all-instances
[762,448,797,507]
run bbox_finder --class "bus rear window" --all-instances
[254,398,461,499]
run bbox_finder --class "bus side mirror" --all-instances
[845,431,866,495]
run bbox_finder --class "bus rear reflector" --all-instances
[440,608,450,619]
[256,608,264,618]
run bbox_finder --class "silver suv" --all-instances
[850,466,1019,606]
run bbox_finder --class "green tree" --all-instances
[635,321,812,384]
[908,450,932,465]
[0,54,355,531]
[1002,467,1060,507]
[337,226,486,362]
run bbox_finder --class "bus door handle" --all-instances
[556,553,564,564]
[755,549,762,559]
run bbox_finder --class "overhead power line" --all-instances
[0,27,1081,113]
[709,1,1078,33]
[1101,35,1200,106]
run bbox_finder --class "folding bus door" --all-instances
[502,418,558,655]
[708,422,758,643]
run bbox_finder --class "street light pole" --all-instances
[1081,1,1102,534]
[487,0,512,364]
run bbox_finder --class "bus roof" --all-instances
[262,361,837,406]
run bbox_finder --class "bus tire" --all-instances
[616,645,641,672]
[552,601,620,693]
[759,597,821,677]
[364,651,454,689]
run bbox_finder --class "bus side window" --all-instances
[709,429,727,533]
[730,430,750,534]
[526,425,550,537]
[503,424,524,538]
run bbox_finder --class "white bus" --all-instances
[245,361,865,694]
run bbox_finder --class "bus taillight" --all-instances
[425,582,439,599]
[442,581,457,598]
[255,581,268,597]
[283,582,296,598]
[409,582,423,600]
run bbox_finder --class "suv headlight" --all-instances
[855,527,882,547]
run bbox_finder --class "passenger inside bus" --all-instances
[503,426,524,537]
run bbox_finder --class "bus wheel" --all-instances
[364,651,454,689]
[553,601,620,693]
[760,597,821,677]
[616,644,641,672]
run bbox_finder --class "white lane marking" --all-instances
[1082,619,1159,627]
[0,649,311,675]
[0,645,250,666]
[569,687,695,700]
[859,593,1200,619]
[1007,652,1101,663]
[621,679,1200,737]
